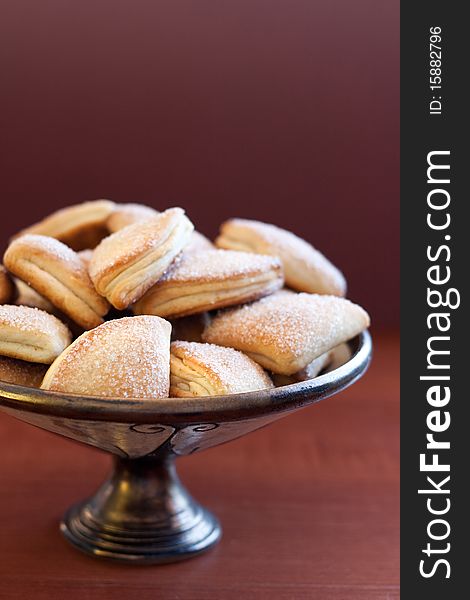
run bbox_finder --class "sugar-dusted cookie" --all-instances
[0,305,71,364]
[170,341,273,397]
[216,218,346,296]
[42,316,171,398]
[4,235,109,329]
[133,249,283,318]
[202,291,369,375]
[89,207,194,310]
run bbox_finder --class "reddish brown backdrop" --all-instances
[0,0,399,326]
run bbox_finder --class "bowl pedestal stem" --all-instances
[60,455,221,564]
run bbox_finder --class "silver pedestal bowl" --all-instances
[0,331,371,564]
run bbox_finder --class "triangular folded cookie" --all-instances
[134,249,284,318]
[89,207,194,309]
[42,316,171,398]
[170,341,273,397]
[0,305,71,364]
[4,234,110,329]
[202,291,369,375]
[216,218,346,296]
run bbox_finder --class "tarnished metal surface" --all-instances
[0,332,372,563]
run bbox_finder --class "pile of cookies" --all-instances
[0,201,369,399]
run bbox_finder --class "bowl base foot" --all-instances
[60,456,221,564]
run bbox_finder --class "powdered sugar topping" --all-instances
[171,341,273,393]
[203,292,370,359]
[90,208,191,276]
[0,304,71,338]
[43,316,171,398]
[160,249,281,283]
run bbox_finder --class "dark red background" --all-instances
[0,0,399,326]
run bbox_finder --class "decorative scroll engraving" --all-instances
[0,408,175,458]
[170,414,280,455]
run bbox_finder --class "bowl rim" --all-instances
[0,331,372,424]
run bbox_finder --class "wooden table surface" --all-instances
[0,331,399,600]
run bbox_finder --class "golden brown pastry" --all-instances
[170,341,273,397]
[0,356,48,387]
[89,207,194,310]
[170,313,211,343]
[216,218,346,296]
[42,316,171,398]
[106,203,160,232]
[15,200,115,251]
[0,305,72,364]
[4,235,110,330]
[133,249,284,319]
[0,265,16,304]
[202,291,369,375]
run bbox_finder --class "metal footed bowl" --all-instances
[0,331,372,564]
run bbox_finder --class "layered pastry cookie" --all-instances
[4,235,110,329]
[216,218,346,296]
[203,291,369,375]
[106,203,160,233]
[15,200,115,251]
[0,265,16,304]
[0,356,48,387]
[42,316,171,398]
[89,207,194,310]
[170,341,273,397]
[133,249,284,318]
[0,305,71,363]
